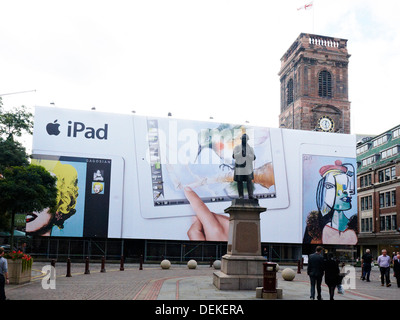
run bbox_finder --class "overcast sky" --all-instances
[1,0,399,140]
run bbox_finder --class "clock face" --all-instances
[319,116,334,132]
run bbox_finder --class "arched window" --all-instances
[287,78,294,105]
[318,70,332,97]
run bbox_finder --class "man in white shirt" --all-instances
[377,249,391,287]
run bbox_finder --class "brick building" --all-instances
[357,125,400,258]
[278,33,351,134]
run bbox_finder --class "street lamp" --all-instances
[0,89,36,97]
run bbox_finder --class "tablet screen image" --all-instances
[28,154,112,238]
[146,118,277,207]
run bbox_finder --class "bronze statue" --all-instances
[233,133,256,199]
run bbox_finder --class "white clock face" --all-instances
[319,117,333,131]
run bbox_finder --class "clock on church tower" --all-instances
[318,116,334,132]
[278,33,351,134]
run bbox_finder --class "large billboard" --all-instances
[30,107,357,245]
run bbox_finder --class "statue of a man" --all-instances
[233,133,256,199]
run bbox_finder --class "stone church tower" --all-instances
[278,33,351,133]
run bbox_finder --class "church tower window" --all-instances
[318,70,332,98]
[287,78,294,105]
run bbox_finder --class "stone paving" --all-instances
[4,261,400,300]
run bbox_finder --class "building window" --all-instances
[360,174,372,188]
[380,214,397,231]
[386,216,392,230]
[360,195,372,211]
[378,171,383,183]
[287,79,294,105]
[361,217,373,232]
[385,168,391,181]
[357,144,370,155]
[362,155,378,167]
[381,145,399,160]
[392,190,396,206]
[378,166,396,182]
[385,192,390,207]
[393,128,400,139]
[372,134,389,148]
[379,190,396,208]
[318,70,332,97]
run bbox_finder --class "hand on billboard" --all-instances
[184,186,229,241]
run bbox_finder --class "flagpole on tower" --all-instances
[297,1,314,33]
[312,0,315,33]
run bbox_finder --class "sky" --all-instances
[1,0,400,150]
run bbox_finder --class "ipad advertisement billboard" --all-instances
[30,107,357,245]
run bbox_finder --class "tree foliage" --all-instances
[0,99,57,248]
[0,165,58,215]
[0,138,29,174]
[0,101,33,139]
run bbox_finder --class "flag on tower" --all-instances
[297,1,313,10]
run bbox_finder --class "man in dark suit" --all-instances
[307,246,325,300]
[361,249,373,282]
[393,253,400,288]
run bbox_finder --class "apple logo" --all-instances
[46,120,61,136]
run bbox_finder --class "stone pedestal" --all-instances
[213,199,267,290]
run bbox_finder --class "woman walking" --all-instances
[324,252,340,300]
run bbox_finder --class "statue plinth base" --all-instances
[213,199,267,290]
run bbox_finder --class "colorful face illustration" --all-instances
[93,182,104,194]
[323,171,352,212]
[26,160,79,235]
[332,172,352,211]
[303,158,357,245]
[317,160,355,216]
[26,208,53,235]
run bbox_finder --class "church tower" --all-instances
[278,33,351,133]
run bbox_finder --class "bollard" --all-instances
[84,257,90,274]
[50,259,56,281]
[209,256,213,268]
[120,255,125,271]
[297,260,301,274]
[66,258,72,277]
[263,262,277,294]
[101,256,106,273]
[139,255,143,270]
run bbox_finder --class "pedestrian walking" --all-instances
[0,247,9,300]
[393,253,400,288]
[324,252,340,300]
[361,249,373,282]
[263,247,268,261]
[377,249,391,287]
[307,246,325,300]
